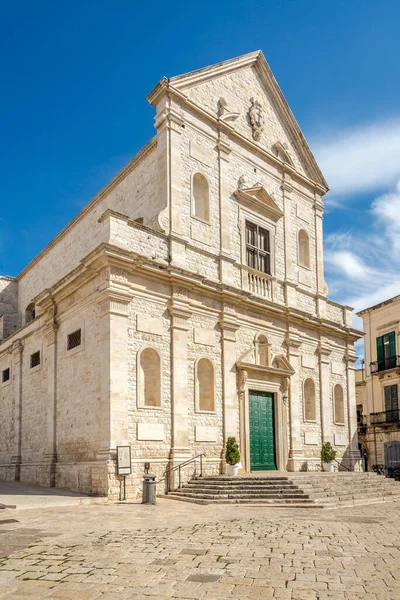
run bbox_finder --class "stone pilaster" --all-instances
[218,132,231,252]
[220,313,240,459]
[286,334,303,470]
[346,346,361,469]
[168,301,192,461]
[11,339,23,481]
[93,284,132,497]
[318,344,332,443]
[44,322,58,487]
[314,195,326,296]
[282,177,294,285]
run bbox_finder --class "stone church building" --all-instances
[0,51,362,498]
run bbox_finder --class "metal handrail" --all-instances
[370,356,400,374]
[156,453,206,491]
[333,458,351,472]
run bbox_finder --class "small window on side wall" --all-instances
[139,348,161,407]
[192,173,210,222]
[304,378,316,421]
[30,351,40,369]
[334,384,345,424]
[196,358,215,412]
[2,368,10,383]
[25,303,36,324]
[298,229,310,268]
[67,329,82,351]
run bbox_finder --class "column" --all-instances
[319,345,332,443]
[286,334,303,470]
[11,339,23,481]
[169,300,191,463]
[218,131,232,280]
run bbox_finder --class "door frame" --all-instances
[249,389,277,470]
[239,377,286,472]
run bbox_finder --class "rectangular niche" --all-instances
[194,329,216,346]
[137,423,164,441]
[331,361,344,375]
[302,354,315,369]
[136,315,163,336]
[304,432,319,445]
[334,433,347,446]
[195,426,218,442]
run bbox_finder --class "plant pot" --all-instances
[226,464,240,476]
[322,462,334,472]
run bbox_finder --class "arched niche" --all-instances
[196,358,215,412]
[303,378,316,421]
[138,347,162,408]
[192,173,210,222]
[334,384,345,424]
[255,333,270,366]
[298,229,310,268]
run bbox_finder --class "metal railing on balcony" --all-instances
[370,356,400,374]
[370,409,400,425]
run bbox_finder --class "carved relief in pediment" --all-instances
[248,97,264,141]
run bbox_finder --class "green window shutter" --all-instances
[389,331,396,358]
[377,335,383,362]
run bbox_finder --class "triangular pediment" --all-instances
[234,185,283,222]
[237,351,295,377]
[147,51,328,190]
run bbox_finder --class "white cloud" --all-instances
[324,181,400,317]
[312,118,400,199]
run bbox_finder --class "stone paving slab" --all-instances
[0,481,107,510]
[0,498,398,598]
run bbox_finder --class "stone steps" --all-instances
[164,472,400,508]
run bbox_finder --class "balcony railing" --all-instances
[370,410,400,425]
[370,356,400,374]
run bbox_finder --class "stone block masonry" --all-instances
[0,51,362,497]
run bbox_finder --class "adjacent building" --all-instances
[357,295,400,469]
[0,51,362,498]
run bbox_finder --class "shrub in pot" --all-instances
[321,442,337,472]
[225,437,241,476]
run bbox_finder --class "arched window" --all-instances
[298,229,310,268]
[255,334,269,366]
[138,348,161,407]
[25,302,36,324]
[304,378,316,421]
[334,384,345,424]
[192,173,210,222]
[196,358,215,411]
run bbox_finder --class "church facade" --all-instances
[0,52,362,498]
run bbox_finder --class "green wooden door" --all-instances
[249,390,276,470]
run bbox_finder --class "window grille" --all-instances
[245,221,271,274]
[30,351,40,369]
[2,368,10,383]
[67,329,82,351]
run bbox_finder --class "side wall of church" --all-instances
[16,142,161,319]
[0,279,103,493]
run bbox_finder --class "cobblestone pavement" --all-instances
[0,498,399,599]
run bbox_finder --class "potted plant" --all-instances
[225,437,241,476]
[321,441,337,472]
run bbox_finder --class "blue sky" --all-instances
[1,0,400,336]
